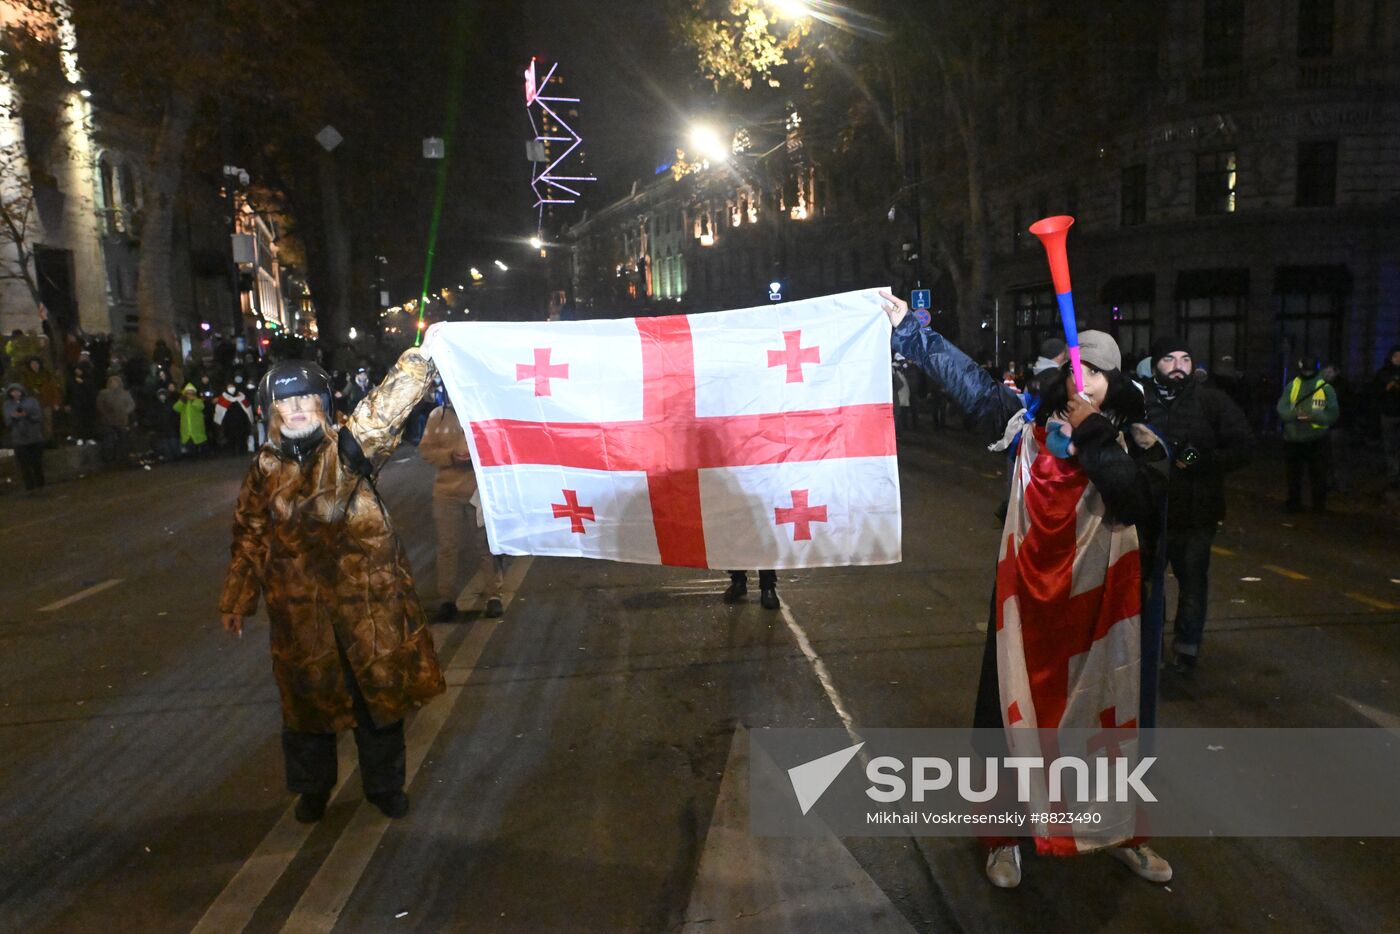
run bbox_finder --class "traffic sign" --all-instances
[914,309,931,327]
[769,291,782,302]
[911,289,931,310]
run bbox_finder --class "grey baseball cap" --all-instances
[1077,330,1122,373]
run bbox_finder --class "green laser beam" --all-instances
[415,9,471,346]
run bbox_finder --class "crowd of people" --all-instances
[0,317,397,494]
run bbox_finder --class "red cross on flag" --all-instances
[423,288,901,569]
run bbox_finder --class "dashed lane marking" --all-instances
[1262,564,1310,581]
[280,557,532,933]
[1343,592,1399,611]
[38,578,123,612]
[1210,545,1235,557]
[191,557,532,934]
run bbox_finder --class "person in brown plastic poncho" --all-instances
[218,343,445,823]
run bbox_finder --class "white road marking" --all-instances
[1338,696,1400,730]
[191,557,531,934]
[38,578,123,612]
[680,727,913,933]
[279,557,532,933]
[780,603,862,749]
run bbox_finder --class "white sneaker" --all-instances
[985,844,1022,888]
[1109,843,1172,882]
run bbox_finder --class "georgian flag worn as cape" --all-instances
[424,288,901,569]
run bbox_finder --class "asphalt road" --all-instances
[1,426,1396,933]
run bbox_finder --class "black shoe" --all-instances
[433,601,457,623]
[367,790,410,819]
[759,587,780,610]
[294,791,329,824]
[484,597,504,618]
[722,578,748,604]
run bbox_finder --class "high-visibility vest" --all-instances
[1288,377,1330,430]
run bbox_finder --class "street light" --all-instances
[348,327,358,340]
[688,124,730,164]
[768,0,813,20]
[529,236,543,250]
[494,260,509,271]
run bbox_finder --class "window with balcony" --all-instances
[1297,0,1334,58]
[1295,140,1337,207]
[1202,0,1244,68]
[1195,150,1237,215]
[1121,164,1147,226]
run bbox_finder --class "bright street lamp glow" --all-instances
[688,124,730,164]
[348,327,358,340]
[494,260,509,271]
[470,267,483,280]
[769,0,813,19]
[529,236,543,249]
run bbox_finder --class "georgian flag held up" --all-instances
[423,288,901,569]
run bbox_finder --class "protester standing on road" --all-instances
[4,382,45,492]
[213,381,254,456]
[217,346,445,823]
[1142,337,1251,672]
[881,290,1172,890]
[1276,354,1339,513]
[1376,346,1400,490]
[95,374,136,467]
[418,400,506,621]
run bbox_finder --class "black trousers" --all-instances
[1285,438,1329,511]
[282,638,406,797]
[14,442,44,490]
[1166,525,1215,657]
[729,569,777,589]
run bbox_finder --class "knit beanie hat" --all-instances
[1149,335,1191,363]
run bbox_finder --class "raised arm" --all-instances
[879,290,1021,438]
[340,348,436,473]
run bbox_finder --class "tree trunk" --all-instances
[316,149,352,343]
[135,94,197,354]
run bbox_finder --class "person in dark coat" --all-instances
[4,383,46,491]
[1376,346,1400,489]
[1142,337,1251,671]
[67,356,99,444]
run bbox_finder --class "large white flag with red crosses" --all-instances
[423,288,901,569]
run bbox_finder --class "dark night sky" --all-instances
[382,0,705,292]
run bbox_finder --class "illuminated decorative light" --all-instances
[470,267,483,280]
[348,327,358,340]
[526,60,597,228]
[494,260,508,271]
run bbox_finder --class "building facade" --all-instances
[983,0,1399,384]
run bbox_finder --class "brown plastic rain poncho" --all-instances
[218,349,444,732]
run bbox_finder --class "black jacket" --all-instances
[1144,377,1252,529]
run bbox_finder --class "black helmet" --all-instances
[258,360,333,417]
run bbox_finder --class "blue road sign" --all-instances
[769,291,783,302]
[911,289,931,310]
[914,309,932,327]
